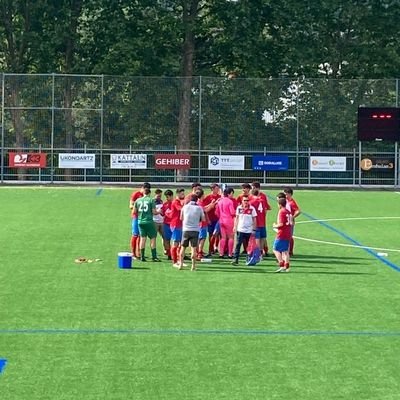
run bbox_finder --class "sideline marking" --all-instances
[0,328,400,337]
[301,212,400,273]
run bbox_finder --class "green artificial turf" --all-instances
[1,187,400,399]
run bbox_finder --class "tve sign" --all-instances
[154,154,191,170]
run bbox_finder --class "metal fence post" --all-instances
[1,73,4,183]
[51,73,55,183]
[198,76,202,181]
[358,141,362,186]
[395,141,398,187]
[100,75,104,184]
[295,79,300,187]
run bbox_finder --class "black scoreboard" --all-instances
[357,107,400,141]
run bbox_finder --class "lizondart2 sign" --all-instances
[9,152,47,168]
[154,154,191,170]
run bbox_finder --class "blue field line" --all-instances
[301,211,400,273]
[95,188,103,196]
[0,359,7,374]
[1,328,400,337]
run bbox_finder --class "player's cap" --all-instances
[210,183,220,189]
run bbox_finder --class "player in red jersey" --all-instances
[129,182,150,258]
[165,188,186,266]
[184,182,202,204]
[283,187,301,256]
[249,188,270,257]
[161,189,174,260]
[273,197,293,272]
[251,181,272,255]
[236,183,252,204]
[195,188,209,260]
[203,183,221,256]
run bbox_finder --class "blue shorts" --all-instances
[163,223,172,241]
[255,227,267,239]
[199,227,208,240]
[208,220,218,235]
[273,239,290,252]
[131,217,139,236]
[212,221,221,235]
[171,227,183,243]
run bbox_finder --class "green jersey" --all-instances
[135,195,156,224]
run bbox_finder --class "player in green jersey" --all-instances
[134,187,161,262]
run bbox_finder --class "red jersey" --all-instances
[250,197,267,228]
[259,192,271,211]
[161,199,173,225]
[168,198,184,228]
[130,191,143,217]
[286,198,300,217]
[203,193,221,222]
[276,208,293,240]
[197,198,209,227]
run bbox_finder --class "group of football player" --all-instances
[129,181,300,272]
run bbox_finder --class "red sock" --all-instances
[279,261,285,267]
[284,263,290,269]
[130,236,138,255]
[263,244,269,255]
[171,246,178,263]
[209,236,215,253]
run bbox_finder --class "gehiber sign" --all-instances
[9,152,47,168]
[154,154,191,170]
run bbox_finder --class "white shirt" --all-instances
[236,205,257,233]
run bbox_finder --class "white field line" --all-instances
[296,216,400,224]
[293,235,400,253]
[295,216,400,253]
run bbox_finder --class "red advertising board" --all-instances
[154,154,191,170]
[9,152,47,168]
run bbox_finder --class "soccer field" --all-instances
[1,187,400,400]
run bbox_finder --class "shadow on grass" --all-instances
[290,254,369,261]
[196,264,375,275]
[291,270,376,275]
[197,266,266,274]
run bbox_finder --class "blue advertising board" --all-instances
[252,155,289,171]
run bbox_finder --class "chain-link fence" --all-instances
[1,74,399,186]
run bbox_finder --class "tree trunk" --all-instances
[177,0,199,182]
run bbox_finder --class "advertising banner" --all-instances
[154,154,191,170]
[208,155,245,170]
[9,152,47,168]
[110,154,147,169]
[59,153,96,169]
[360,157,395,172]
[252,155,289,171]
[310,156,347,172]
